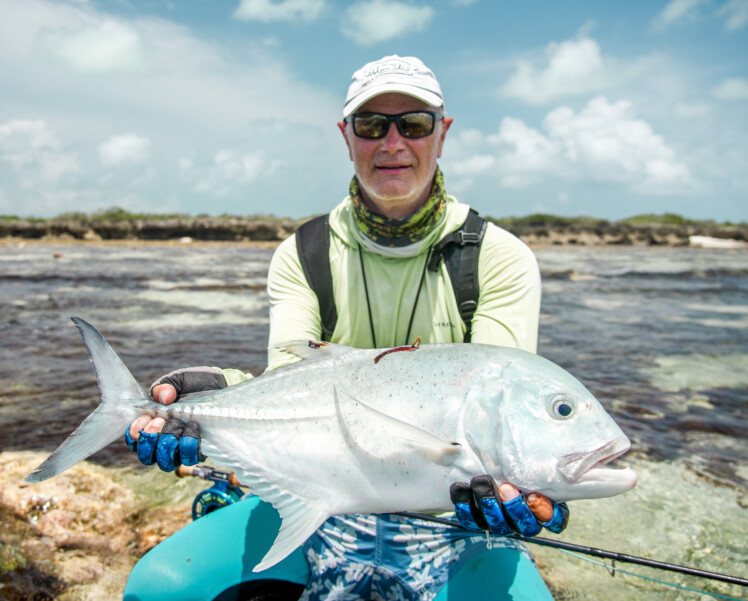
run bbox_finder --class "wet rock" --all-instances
[134,505,194,555]
[0,451,196,600]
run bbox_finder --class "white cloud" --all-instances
[191,149,281,196]
[342,0,434,45]
[717,0,748,30]
[0,119,79,182]
[500,36,654,105]
[99,134,151,167]
[37,17,145,73]
[443,97,691,195]
[711,77,748,100]
[488,117,564,187]
[1,0,338,132]
[233,0,326,22]
[655,0,708,27]
[0,0,343,217]
[674,102,711,118]
[654,0,748,31]
[502,37,605,105]
[448,153,496,177]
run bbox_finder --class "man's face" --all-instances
[338,93,453,219]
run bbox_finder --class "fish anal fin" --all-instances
[198,436,329,573]
[334,386,461,466]
[253,497,328,572]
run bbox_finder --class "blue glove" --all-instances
[126,366,227,471]
[126,417,205,471]
[449,475,569,537]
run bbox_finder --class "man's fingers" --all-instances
[500,484,555,523]
[143,417,166,433]
[498,482,520,502]
[152,384,177,405]
[469,476,513,536]
[526,493,555,523]
[498,481,543,536]
[451,477,568,537]
[129,416,166,441]
[129,415,152,441]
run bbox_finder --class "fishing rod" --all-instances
[176,467,746,588]
[397,512,748,588]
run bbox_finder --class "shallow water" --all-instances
[1,242,746,599]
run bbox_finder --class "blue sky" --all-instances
[1,0,746,221]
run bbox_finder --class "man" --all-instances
[128,55,566,600]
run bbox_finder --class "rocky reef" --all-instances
[500,221,747,247]
[0,216,298,243]
[0,452,204,601]
[1,212,746,247]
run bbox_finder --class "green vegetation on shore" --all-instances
[1,207,743,228]
[2,207,746,246]
[489,212,744,229]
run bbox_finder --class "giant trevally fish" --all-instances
[26,318,636,572]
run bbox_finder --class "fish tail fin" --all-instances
[25,317,149,483]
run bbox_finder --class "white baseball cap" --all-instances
[343,55,444,118]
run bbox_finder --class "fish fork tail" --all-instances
[25,317,149,483]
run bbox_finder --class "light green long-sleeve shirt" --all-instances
[264,195,540,371]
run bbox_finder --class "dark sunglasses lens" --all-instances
[397,113,435,138]
[354,114,389,138]
[352,112,436,139]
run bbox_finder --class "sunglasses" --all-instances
[346,111,442,139]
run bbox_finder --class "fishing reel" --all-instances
[177,465,248,520]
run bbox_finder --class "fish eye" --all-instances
[550,397,574,420]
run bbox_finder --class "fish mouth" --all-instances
[558,436,637,494]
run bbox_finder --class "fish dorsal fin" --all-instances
[334,386,461,465]
[269,339,356,362]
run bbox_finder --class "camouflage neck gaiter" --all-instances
[351,167,447,247]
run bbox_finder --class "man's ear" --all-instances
[338,121,354,161]
[436,117,453,159]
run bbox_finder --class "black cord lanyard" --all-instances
[358,245,431,348]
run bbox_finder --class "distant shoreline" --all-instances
[2,213,747,248]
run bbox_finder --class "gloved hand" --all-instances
[150,366,229,405]
[450,475,569,537]
[126,416,205,471]
[126,367,227,471]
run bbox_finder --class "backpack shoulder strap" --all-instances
[427,209,487,342]
[295,214,337,341]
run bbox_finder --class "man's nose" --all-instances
[380,121,406,151]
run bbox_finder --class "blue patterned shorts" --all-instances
[298,513,534,601]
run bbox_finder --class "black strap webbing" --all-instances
[427,209,487,342]
[296,210,487,343]
[295,215,336,340]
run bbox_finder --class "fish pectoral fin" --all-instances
[270,339,356,362]
[253,494,328,573]
[334,386,461,466]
